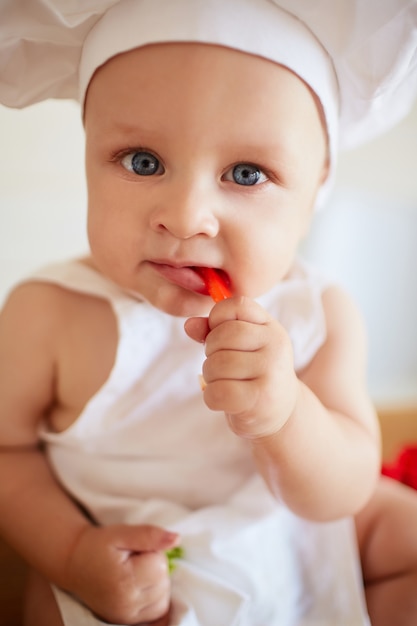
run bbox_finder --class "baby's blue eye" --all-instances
[122,151,162,176]
[225,164,267,186]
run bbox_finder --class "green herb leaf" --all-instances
[166,545,184,573]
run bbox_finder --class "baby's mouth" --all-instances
[191,267,232,302]
[149,261,231,300]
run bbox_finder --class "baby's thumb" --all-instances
[184,316,210,343]
[118,524,179,553]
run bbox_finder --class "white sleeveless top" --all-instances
[30,259,369,626]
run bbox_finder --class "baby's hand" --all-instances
[185,297,298,439]
[64,523,178,625]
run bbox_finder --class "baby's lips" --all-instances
[193,267,232,302]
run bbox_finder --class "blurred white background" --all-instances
[0,99,416,406]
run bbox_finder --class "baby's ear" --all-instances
[184,316,210,343]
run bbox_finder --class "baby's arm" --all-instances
[0,283,177,625]
[185,288,380,521]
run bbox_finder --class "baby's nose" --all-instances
[149,180,219,239]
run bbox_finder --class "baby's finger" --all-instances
[203,378,259,415]
[129,551,171,623]
[202,349,265,383]
[131,550,171,589]
[208,296,271,330]
[113,524,179,554]
[204,318,271,357]
[184,316,210,344]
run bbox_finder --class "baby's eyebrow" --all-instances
[225,138,296,162]
[106,120,162,143]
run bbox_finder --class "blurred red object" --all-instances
[382,446,417,490]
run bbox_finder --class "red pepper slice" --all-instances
[195,267,232,302]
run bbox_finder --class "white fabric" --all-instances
[1,0,416,150]
[51,490,370,625]
[27,258,370,625]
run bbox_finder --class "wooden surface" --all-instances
[378,405,417,461]
[0,405,416,625]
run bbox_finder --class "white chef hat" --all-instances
[1,0,416,198]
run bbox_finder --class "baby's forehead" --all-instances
[85,42,326,137]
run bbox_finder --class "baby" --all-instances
[1,1,417,625]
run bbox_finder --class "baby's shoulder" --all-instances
[1,275,115,346]
[1,279,66,334]
[4,274,91,315]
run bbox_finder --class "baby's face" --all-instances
[84,43,328,316]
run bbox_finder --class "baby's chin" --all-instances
[141,285,213,319]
